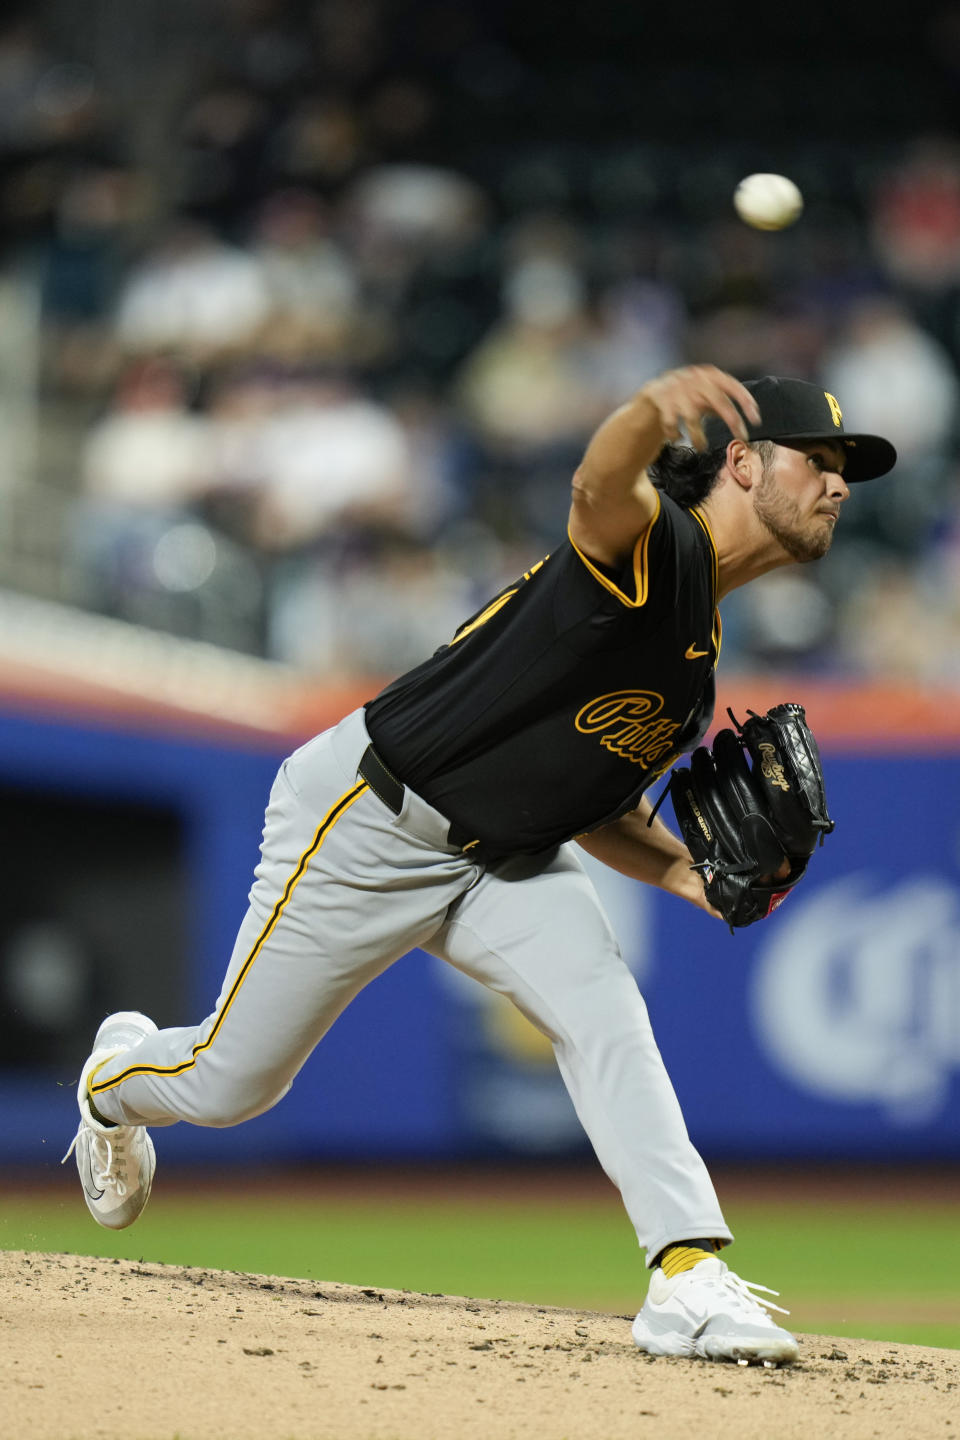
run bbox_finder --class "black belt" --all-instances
[358,743,484,859]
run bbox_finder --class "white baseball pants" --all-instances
[89,707,732,1263]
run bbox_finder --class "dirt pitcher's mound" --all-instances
[4,1251,958,1440]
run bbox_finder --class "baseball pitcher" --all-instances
[65,366,896,1365]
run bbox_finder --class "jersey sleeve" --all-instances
[566,493,662,608]
[566,490,710,610]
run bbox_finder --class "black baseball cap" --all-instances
[702,376,897,483]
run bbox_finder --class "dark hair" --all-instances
[648,444,728,508]
[648,440,776,509]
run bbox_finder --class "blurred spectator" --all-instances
[205,371,415,552]
[201,365,279,536]
[41,163,148,394]
[821,295,959,556]
[0,20,48,147]
[248,188,360,359]
[81,360,213,507]
[822,296,958,458]
[2,0,960,687]
[223,0,314,96]
[687,303,786,381]
[871,137,960,294]
[71,359,263,652]
[268,538,477,675]
[456,252,607,457]
[384,380,471,538]
[833,556,960,684]
[114,220,271,358]
[720,571,837,675]
[177,82,271,225]
[44,165,143,323]
[341,163,490,294]
[0,19,101,152]
[453,239,620,544]
[928,505,960,686]
[270,95,365,189]
[589,277,686,404]
[364,76,436,158]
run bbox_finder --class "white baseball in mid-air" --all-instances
[733,173,804,231]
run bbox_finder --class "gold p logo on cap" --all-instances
[824,392,843,427]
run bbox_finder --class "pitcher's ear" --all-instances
[724,439,758,489]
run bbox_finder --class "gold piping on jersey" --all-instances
[448,559,546,647]
[567,491,661,609]
[449,589,518,646]
[690,505,722,667]
[689,506,718,601]
[90,779,370,1097]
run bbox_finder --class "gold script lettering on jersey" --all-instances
[575,690,681,765]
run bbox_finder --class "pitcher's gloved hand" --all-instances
[667,703,834,930]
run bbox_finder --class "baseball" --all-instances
[733,173,804,231]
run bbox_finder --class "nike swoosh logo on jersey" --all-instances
[685,643,710,660]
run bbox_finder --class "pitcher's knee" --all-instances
[189,1069,292,1128]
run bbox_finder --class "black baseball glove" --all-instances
[667,703,834,930]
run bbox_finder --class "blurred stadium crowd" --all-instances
[2,0,960,682]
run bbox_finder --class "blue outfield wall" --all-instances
[2,705,958,1167]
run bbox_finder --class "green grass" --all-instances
[719,1199,960,1351]
[3,1183,958,1351]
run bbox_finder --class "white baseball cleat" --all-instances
[632,1256,799,1365]
[62,1011,158,1231]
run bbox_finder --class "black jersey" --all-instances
[365,493,720,854]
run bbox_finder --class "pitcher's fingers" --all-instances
[689,369,761,439]
[711,372,762,431]
[696,364,761,422]
[700,384,752,441]
[685,413,708,450]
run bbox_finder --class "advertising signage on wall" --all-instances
[1,701,957,1164]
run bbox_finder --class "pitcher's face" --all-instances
[753,440,850,562]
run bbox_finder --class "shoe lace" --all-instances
[706,1267,790,1318]
[61,1126,132,1197]
[61,1127,80,1165]
[92,1132,132,1196]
